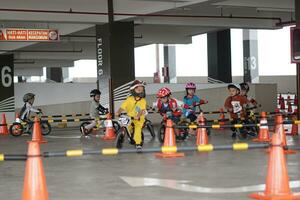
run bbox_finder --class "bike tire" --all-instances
[112,121,121,133]
[115,128,125,149]
[79,122,93,135]
[176,129,188,141]
[207,128,211,136]
[41,121,52,136]
[158,124,165,143]
[145,120,155,138]
[10,123,24,137]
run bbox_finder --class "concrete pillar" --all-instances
[163,45,177,83]
[62,67,69,82]
[207,29,232,83]
[95,21,135,109]
[0,54,15,121]
[17,76,24,83]
[296,0,300,118]
[46,67,63,82]
[243,29,259,83]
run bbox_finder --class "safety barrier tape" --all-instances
[0,118,299,127]
[0,117,109,126]
[40,113,90,118]
[175,120,300,129]
[3,143,300,161]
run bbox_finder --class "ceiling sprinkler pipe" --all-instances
[0,49,83,53]
[276,20,296,27]
[0,8,282,23]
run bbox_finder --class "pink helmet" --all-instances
[185,82,196,89]
[156,87,171,98]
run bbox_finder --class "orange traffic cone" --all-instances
[196,113,209,145]
[275,114,296,154]
[290,109,298,136]
[101,113,116,140]
[31,117,47,144]
[22,141,48,200]
[294,95,298,106]
[280,99,285,110]
[155,119,185,158]
[0,113,9,135]
[218,108,226,129]
[250,133,300,200]
[290,122,299,136]
[253,112,270,142]
[287,102,292,113]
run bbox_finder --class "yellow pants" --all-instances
[128,119,144,145]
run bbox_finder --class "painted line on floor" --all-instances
[45,135,82,139]
[120,176,300,193]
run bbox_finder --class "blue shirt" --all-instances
[183,95,200,116]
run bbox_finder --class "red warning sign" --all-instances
[0,28,59,41]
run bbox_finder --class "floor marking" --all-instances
[120,176,300,193]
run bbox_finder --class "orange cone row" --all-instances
[155,119,185,158]
[0,113,9,135]
[101,113,116,140]
[196,113,209,145]
[218,108,226,129]
[23,117,49,200]
[253,112,270,143]
[275,114,296,154]
[250,133,300,200]
[31,117,47,144]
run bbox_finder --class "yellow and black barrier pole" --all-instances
[175,120,300,129]
[41,143,271,157]
[2,143,300,161]
[40,113,90,118]
[0,154,27,161]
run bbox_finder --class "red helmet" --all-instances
[156,87,171,98]
[185,82,196,89]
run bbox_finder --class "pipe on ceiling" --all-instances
[0,8,282,24]
[60,34,143,39]
[276,20,296,27]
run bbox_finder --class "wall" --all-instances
[139,75,296,93]
[66,75,296,94]
[15,83,96,108]
[259,76,296,94]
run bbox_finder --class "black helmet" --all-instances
[23,93,35,102]
[130,80,146,98]
[227,83,241,91]
[90,89,101,97]
[240,82,250,92]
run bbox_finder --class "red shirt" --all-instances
[157,98,182,117]
[224,95,248,119]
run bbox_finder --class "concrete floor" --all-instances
[0,125,300,200]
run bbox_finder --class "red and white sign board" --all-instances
[0,28,59,41]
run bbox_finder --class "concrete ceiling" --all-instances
[0,0,296,70]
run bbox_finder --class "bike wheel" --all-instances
[158,124,165,143]
[207,128,211,136]
[128,125,135,145]
[145,120,155,138]
[41,122,52,136]
[79,122,92,135]
[176,129,188,141]
[115,128,126,149]
[10,123,23,137]
[112,121,121,133]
